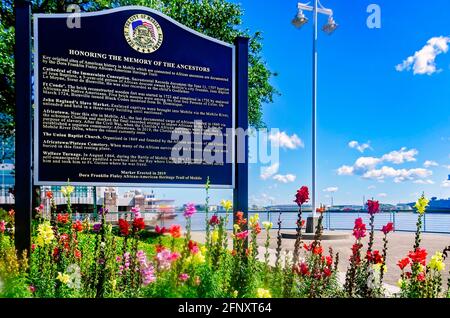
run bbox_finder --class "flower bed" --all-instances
[0,184,449,298]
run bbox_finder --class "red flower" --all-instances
[313,245,323,255]
[323,267,332,278]
[408,248,427,265]
[252,223,261,235]
[57,213,69,224]
[382,222,394,235]
[72,220,83,232]
[351,243,362,265]
[352,217,367,240]
[132,218,145,232]
[74,249,82,259]
[46,191,53,199]
[296,219,306,228]
[303,243,312,251]
[155,225,167,234]
[367,200,380,215]
[168,224,181,238]
[53,247,60,259]
[156,244,165,253]
[59,234,70,250]
[118,219,130,236]
[294,262,310,276]
[188,240,199,254]
[397,257,410,270]
[366,250,383,264]
[209,215,220,226]
[294,186,310,206]
[325,255,333,267]
[235,211,247,226]
[417,272,426,282]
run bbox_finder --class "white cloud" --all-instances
[413,179,435,185]
[424,160,438,168]
[269,131,304,150]
[260,163,279,180]
[273,174,296,183]
[323,187,339,193]
[396,36,450,75]
[368,185,376,190]
[337,165,354,176]
[337,147,423,183]
[381,147,418,164]
[442,165,450,170]
[442,180,450,188]
[378,193,388,198]
[348,141,372,153]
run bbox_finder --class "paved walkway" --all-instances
[191,230,450,294]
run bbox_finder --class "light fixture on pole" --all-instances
[292,0,337,231]
[322,15,338,34]
[292,10,308,28]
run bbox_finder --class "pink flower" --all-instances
[179,273,189,282]
[183,203,197,218]
[235,230,249,240]
[136,250,156,286]
[0,220,6,233]
[29,285,36,293]
[131,206,141,218]
[155,250,179,270]
[367,200,380,215]
[382,222,394,234]
[352,217,367,240]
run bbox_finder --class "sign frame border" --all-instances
[32,6,236,190]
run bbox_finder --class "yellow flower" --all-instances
[256,288,271,298]
[418,264,425,273]
[36,222,55,247]
[414,193,429,215]
[429,252,446,271]
[188,252,205,265]
[233,224,240,232]
[61,185,75,197]
[249,214,259,227]
[262,221,273,231]
[232,290,239,298]
[397,279,405,288]
[211,230,219,243]
[221,200,232,211]
[57,272,70,284]
[373,263,387,273]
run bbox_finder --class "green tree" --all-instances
[0,0,277,142]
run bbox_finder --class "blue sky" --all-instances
[128,0,450,207]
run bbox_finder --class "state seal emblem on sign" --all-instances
[124,14,163,53]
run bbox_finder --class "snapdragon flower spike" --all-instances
[294,186,309,206]
[183,203,197,218]
[131,206,141,218]
[367,200,380,215]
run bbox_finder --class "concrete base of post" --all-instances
[306,216,319,233]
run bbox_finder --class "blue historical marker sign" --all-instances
[33,6,235,188]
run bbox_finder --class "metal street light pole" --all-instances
[292,1,338,225]
[312,0,318,218]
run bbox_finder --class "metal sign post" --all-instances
[14,0,33,253]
